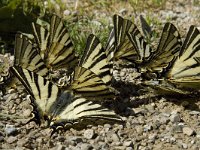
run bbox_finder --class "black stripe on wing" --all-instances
[71,66,115,100]
[113,14,138,63]
[11,66,61,124]
[168,25,200,80]
[144,23,182,75]
[14,33,49,77]
[127,25,152,63]
[79,34,111,85]
[139,15,152,38]
[105,29,115,63]
[50,95,121,132]
[32,14,78,72]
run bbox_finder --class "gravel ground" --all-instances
[1,0,200,150]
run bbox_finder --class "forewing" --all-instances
[79,34,111,85]
[139,15,152,38]
[32,14,78,72]
[113,14,138,63]
[50,95,121,131]
[168,26,200,89]
[105,29,115,63]
[10,66,61,123]
[71,66,115,100]
[14,33,48,77]
[127,25,152,63]
[144,23,182,74]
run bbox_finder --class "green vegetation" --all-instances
[0,0,168,55]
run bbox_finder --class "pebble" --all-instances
[6,136,18,144]
[143,124,152,132]
[172,125,183,133]
[91,20,102,26]
[182,143,188,149]
[63,10,71,16]
[189,111,200,115]
[0,136,4,142]
[17,138,28,147]
[170,114,181,123]
[119,8,128,15]
[66,136,83,145]
[133,108,147,115]
[6,93,18,102]
[148,133,157,143]
[4,124,18,136]
[80,143,93,150]
[123,141,133,147]
[84,129,95,139]
[126,147,134,150]
[23,109,31,117]
[183,127,196,136]
[50,143,65,150]
[106,131,120,142]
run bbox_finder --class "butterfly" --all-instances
[11,34,121,134]
[167,25,200,90]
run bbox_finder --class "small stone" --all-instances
[6,136,17,143]
[133,108,147,115]
[80,143,93,150]
[172,125,183,133]
[51,143,65,150]
[119,8,128,15]
[112,141,122,146]
[181,101,189,107]
[170,137,176,143]
[120,71,126,77]
[189,111,200,115]
[106,131,120,142]
[148,133,157,143]
[170,114,181,123]
[161,112,170,117]
[0,136,4,142]
[4,124,18,136]
[135,126,143,135]
[17,138,28,147]
[183,127,196,136]
[104,124,111,129]
[143,124,152,132]
[7,89,15,94]
[123,141,133,147]
[84,129,95,139]
[23,109,31,117]
[126,147,133,150]
[159,116,170,124]
[182,143,188,149]
[66,136,83,145]
[91,20,101,26]
[145,105,155,112]
[63,10,71,16]
[6,93,18,102]
[98,142,109,149]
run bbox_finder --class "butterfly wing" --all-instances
[72,34,115,99]
[144,23,182,75]
[139,15,152,38]
[127,25,152,63]
[11,67,120,132]
[50,95,121,132]
[32,14,78,72]
[79,34,111,85]
[105,15,138,64]
[167,25,200,89]
[14,33,49,77]
[10,66,61,124]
